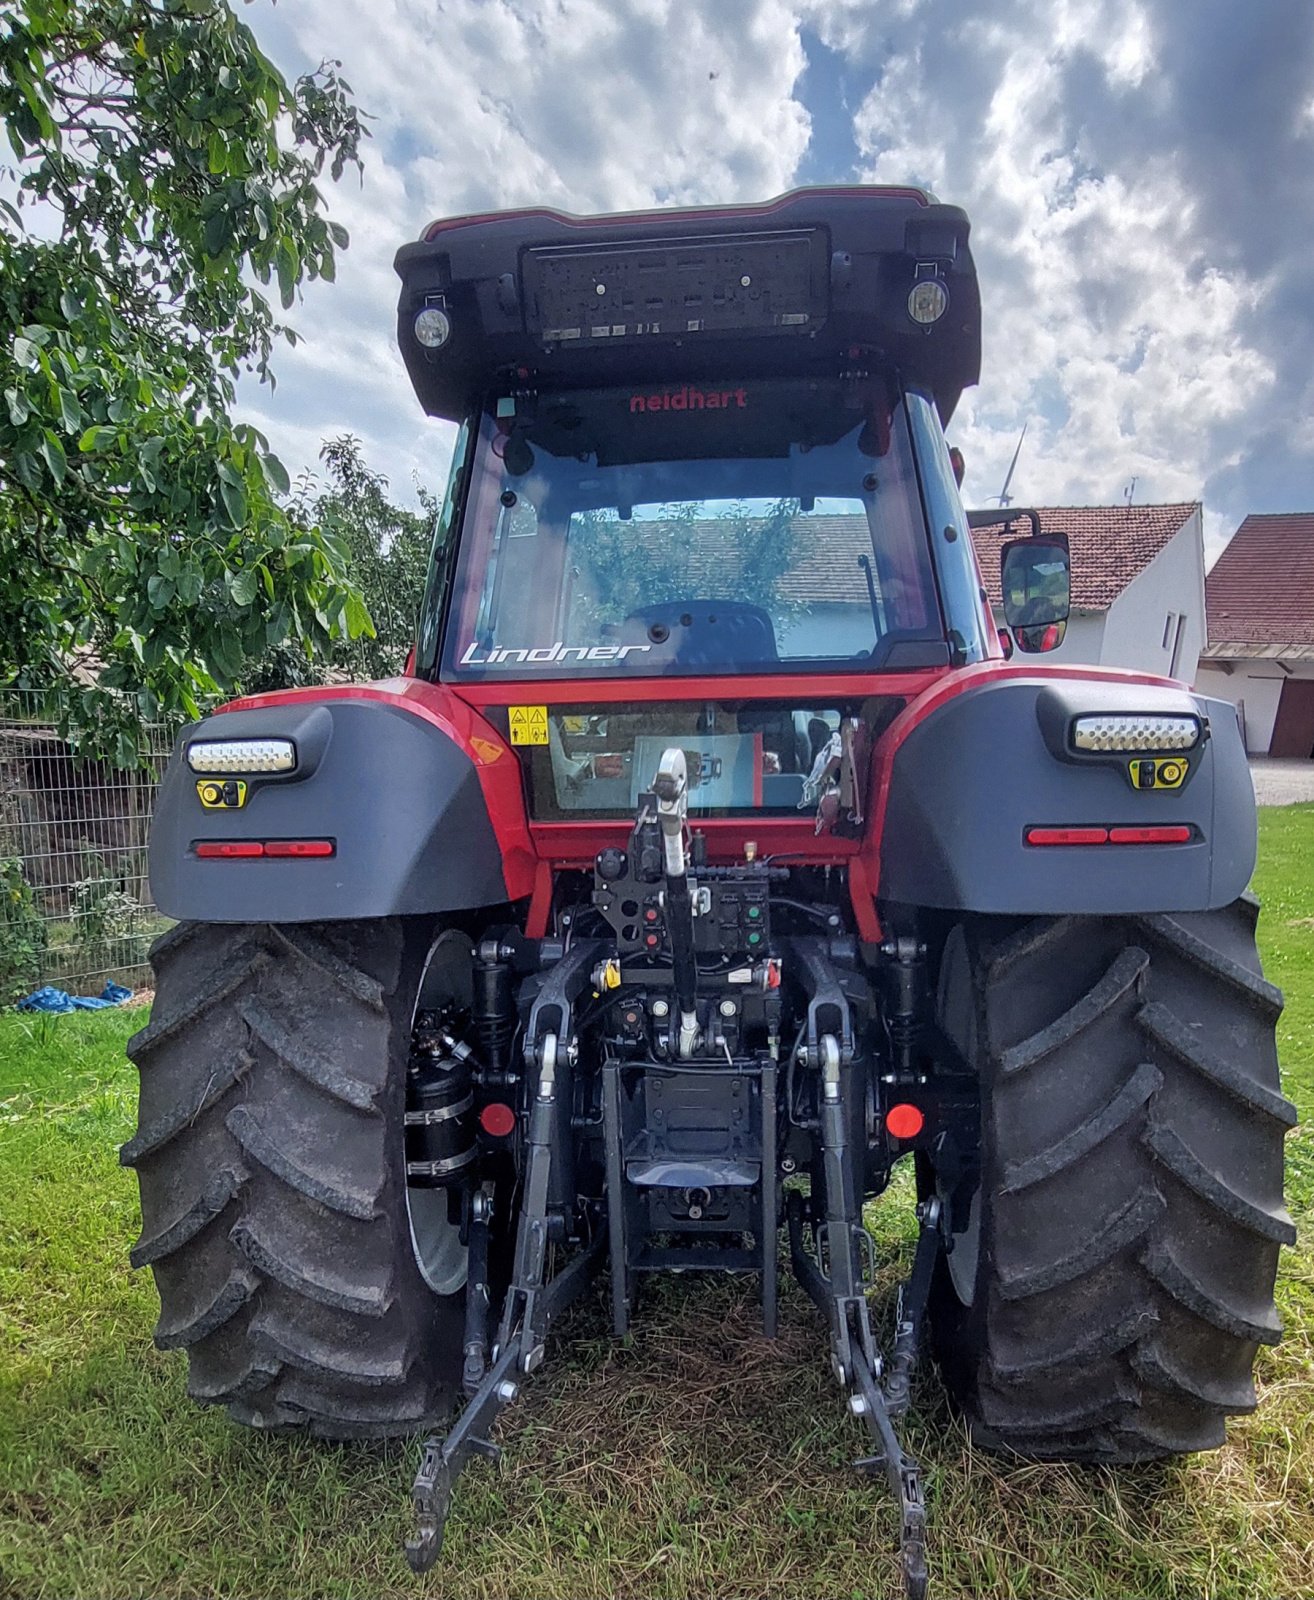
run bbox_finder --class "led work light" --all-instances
[907,278,948,325]
[1071,714,1201,753]
[413,305,452,348]
[187,738,296,774]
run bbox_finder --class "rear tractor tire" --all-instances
[930,896,1296,1460]
[123,918,466,1438]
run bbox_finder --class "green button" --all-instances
[747,905,761,919]
[747,930,762,946]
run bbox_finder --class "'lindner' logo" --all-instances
[460,641,653,667]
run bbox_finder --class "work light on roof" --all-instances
[414,305,452,349]
[187,738,296,774]
[1071,714,1201,753]
[907,279,948,326]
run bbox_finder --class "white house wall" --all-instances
[1049,610,1107,663]
[1100,512,1205,680]
[1196,660,1314,753]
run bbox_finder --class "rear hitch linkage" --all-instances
[406,1003,944,1598]
[787,1029,943,1600]
[405,1018,605,1572]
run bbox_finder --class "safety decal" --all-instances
[508,706,550,746]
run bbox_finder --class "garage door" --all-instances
[1269,679,1314,758]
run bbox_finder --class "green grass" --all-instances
[2,810,1312,1599]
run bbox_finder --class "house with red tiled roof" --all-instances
[968,503,1205,675]
[1195,513,1314,758]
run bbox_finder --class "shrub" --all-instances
[0,855,47,1003]
[73,855,144,977]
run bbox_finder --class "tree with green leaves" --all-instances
[244,434,435,692]
[565,496,806,635]
[0,0,373,764]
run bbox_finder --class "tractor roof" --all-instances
[394,186,980,425]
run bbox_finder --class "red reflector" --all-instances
[886,1103,925,1140]
[480,1102,516,1138]
[1025,827,1109,847]
[196,841,264,858]
[1108,826,1192,845]
[264,839,335,858]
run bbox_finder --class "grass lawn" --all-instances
[1,808,1311,1600]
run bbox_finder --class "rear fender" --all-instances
[149,681,537,923]
[870,668,1255,915]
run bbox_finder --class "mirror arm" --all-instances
[966,508,1041,540]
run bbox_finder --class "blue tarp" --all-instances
[17,981,133,1013]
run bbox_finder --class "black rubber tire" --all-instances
[123,918,465,1438]
[929,896,1296,1461]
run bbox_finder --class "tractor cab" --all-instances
[395,189,1005,843]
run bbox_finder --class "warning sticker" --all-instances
[508,705,550,746]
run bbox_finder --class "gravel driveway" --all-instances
[1249,758,1314,806]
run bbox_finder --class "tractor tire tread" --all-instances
[130,1160,249,1267]
[1141,1235,1283,1344]
[249,1307,411,1386]
[125,918,461,1438]
[998,947,1149,1076]
[153,1264,259,1349]
[237,995,379,1112]
[997,1188,1163,1299]
[1143,1118,1296,1244]
[119,1049,254,1165]
[229,1217,394,1317]
[930,899,1290,1462]
[225,1105,381,1219]
[1137,999,1296,1125]
[1001,1061,1162,1192]
[1134,913,1283,1016]
[127,944,268,1056]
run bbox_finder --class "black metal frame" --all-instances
[405,936,946,1597]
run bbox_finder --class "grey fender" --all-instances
[149,698,512,923]
[878,676,1255,915]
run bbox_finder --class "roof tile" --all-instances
[1205,512,1314,647]
[969,503,1198,611]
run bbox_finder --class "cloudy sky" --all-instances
[241,0,1314,562]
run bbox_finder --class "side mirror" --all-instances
[1001,534,1070,654]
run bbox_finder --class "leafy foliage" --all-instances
[565,497,805,634]
[243,435,434,691]
[0,854,47,1003]
[0,0,373,762]
[72,851,143,976]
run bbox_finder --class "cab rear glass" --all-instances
[441,379,945,681]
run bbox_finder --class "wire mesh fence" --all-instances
[0,691,180,1001]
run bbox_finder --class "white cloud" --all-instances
[844,0,1288,542]
[241,0,812,504]
[237,0,1311,560]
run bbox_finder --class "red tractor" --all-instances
[125,188,1293,1598]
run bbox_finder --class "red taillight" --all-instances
[1107,825,1192,845]
[480,1102,516,1138]
[194,839,334,859]
[1025,825,1193,848]
[885,1103,925,1140]
[1025,827,1109,847]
